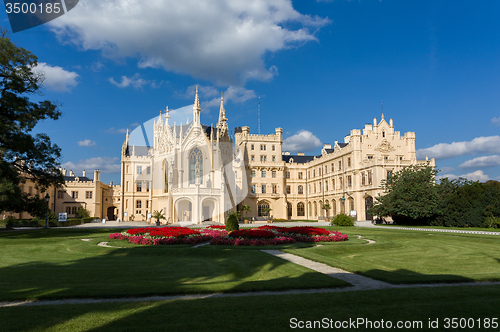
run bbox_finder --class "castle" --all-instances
[3,90,434,223]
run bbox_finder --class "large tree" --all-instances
[0,29,63,217]
[370,163,439,225]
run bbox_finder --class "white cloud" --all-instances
[458,155,500,169]
[62,157,121,174]
[109,74,157,89]
[106,122,141,134]
[439,166,455,173]
[438,170,490,182]
[77,139,96,147]
[492,117,500,126]
[416,135,500,160]
[33,62,79,92]
[283,130,322,152]
[202,86,257,109]
[49,0,330,85]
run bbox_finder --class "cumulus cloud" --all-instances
[492,117,500,126]
[458,155,500,169]
[62,157,121,174]
[201,85,257,109]
[49,0,330,85]
[77,139,96,147]
[438,170,490,182]
[109,74,159,89]
[416,135,500,160]
[33,62,79,92]
[283,130,322,152]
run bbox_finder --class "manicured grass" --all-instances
[284,227,500,284]
[376,224,500,232]
[0,229,348,301]
[1,285,499,332]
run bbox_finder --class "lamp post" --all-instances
[44,193,50,229]
[341,195,345,214]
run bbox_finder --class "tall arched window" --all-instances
[163,161,168,193]
[258,201,270,217]
[313,202,317,217]
[189,147,203,185]
[297,202,305,217]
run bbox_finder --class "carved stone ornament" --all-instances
[375,139,396,153]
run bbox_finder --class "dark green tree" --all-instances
[0,29,63,217]
[370,163,439,225]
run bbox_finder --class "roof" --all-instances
[282,155,315,164]
[124,145,152,157]
[63,176,92,182]
[338,143,348,148]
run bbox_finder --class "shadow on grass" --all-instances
[359,268,476,284]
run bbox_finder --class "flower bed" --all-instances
[109,225,348,246]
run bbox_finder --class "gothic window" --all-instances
[189,147,203,185]
[258,201,270,216]
[272,184,277,194]
[297,202,305,216]
[164,163,168,193]
[314,202,317,217]
[362,173,366,186]
[261,185,266,193]
[347,175,352,187]
[298,185,303,194]
[368,170,373,185]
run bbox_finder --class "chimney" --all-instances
[69,170,75,176]
[297,152,305,156]
[110,181,113,186]
[62,169,67,176]
[94,169,100,182]
[373,117,377,126]
[82,170,86,177]
[323,143,331,149]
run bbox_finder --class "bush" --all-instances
[225,212,239,232]
[331,214,354,227]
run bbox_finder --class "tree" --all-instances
[152,210,166,224]
[241,204,251,220]
[0,29,63,217]
[76,207,91,218]
[370,163,438,225]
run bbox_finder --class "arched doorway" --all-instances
[258,200,270,217]
[287,202,292,220]
[176,199,192,222]
[202,199,216,222]
[107,206,116,221]
[365,196,374,221]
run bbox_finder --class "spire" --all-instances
[381,113,385,120]
[193,85,201,124]
[218,92,226,122]
[126,127,129,140]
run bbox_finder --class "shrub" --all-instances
[331,214,354,226]
[225,212,239,232]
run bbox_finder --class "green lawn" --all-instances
[1,285,499,332]
[375,224,500,232]
[0,229,348,301]
[284,226,500,284]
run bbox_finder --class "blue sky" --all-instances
[2,0,500,184]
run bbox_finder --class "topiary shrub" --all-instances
[225,212,240,232]
[331,214,354,227]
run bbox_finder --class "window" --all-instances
[287,202,292,218]
[313,169,315,177]
[146,166,151,174]
[298,185,303,194]
[136,200,142,209]
[347,175,352,187]
[272,171,276,178]
[332,179,335,190]
[368,155,373,160]
[261,185,266,194]
[331,163,334,172]
[251,185,256,194]
[251,155,255,161]
[261,170,266,178]
[260,155,267,162]
[146,182,150,192]
[251,170,256,177]
[313,183,316,193]
[319,167,321,176]
[368,170,372,185]
[339,161,342,170]
[189,147,203,185]
[308,171,310,178]
[137,166,142,174]
[137,182,142,192]
[382,131,386,138]
[71,206,77,215]
[297,202,305,216]
[387,170,393,178]
[298,172,303,179]
[126,165,129,174]
[57,191,64,199]
[251,144,254,150]
[286,171,290,179]
[272,145,275,151]
[362,173,366,186]
[348,157,351,167]
[286,185,291,194]
[86,191,92,199]
[314,202,317,217]
[258,201,270,216]
[272,184,277,194]
[325,165,327,174]
[260,144,266,151]
[28,186,33,195]
[126,181,129,192]
[325,181,328,191]
[318,182,321,192]
[272,156,276,162]
[71,191,78,199]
